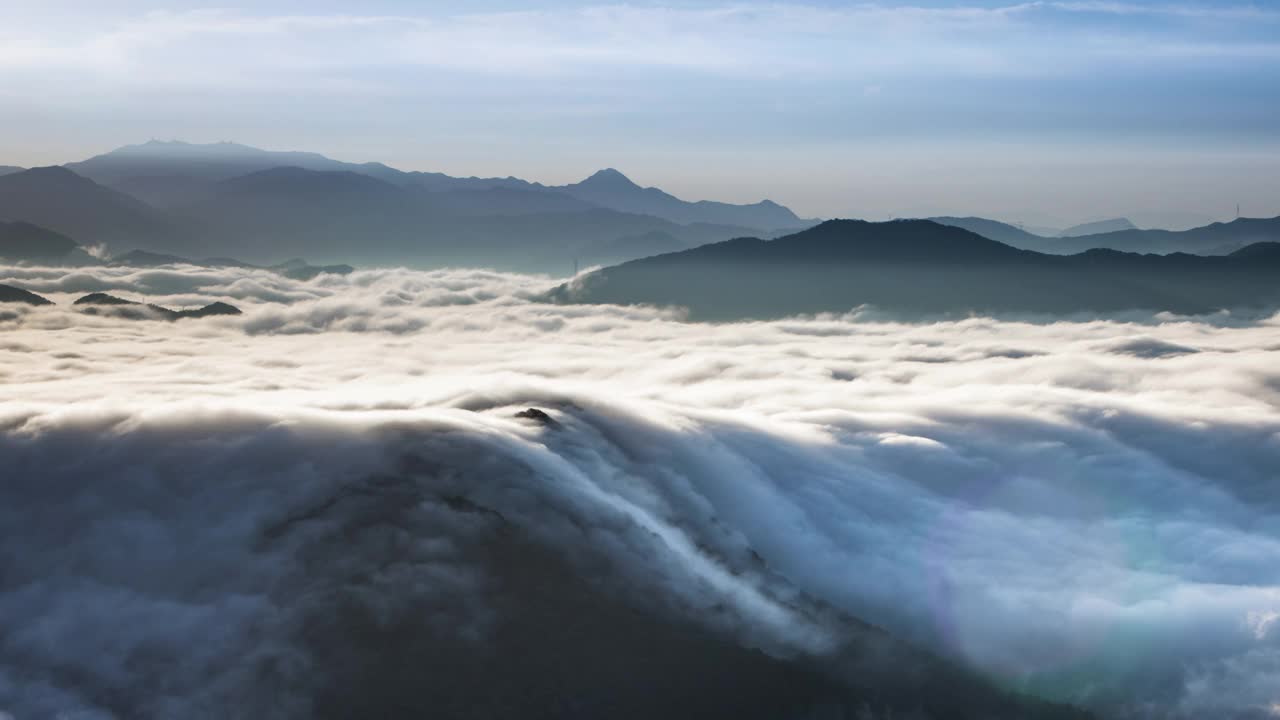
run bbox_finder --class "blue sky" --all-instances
[1,1,1276,227]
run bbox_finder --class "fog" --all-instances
[2,262,1279,718]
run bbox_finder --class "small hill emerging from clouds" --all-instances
[0,283,53,305]
[551,220,1280,320]
[74,292,242,320]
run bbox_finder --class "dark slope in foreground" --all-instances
[0,401,1092,719]
[227,410,1093,720]
[298,479,1089,720]
[551,220,1280,320]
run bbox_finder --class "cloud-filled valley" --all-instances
[2,261,1280,718]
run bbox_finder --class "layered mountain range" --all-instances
[553,219,1280,320]
[0,141,806,271]
[3,141,1276,275]
[929,215,1278,255]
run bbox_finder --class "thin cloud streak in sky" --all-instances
[4,3,1277,78]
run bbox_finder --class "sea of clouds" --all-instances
[1,262,1279,718]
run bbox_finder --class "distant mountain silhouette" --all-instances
[0,166,23,177]
[551,219,1280,320]
[0,220,80,260]
[1058,218,1136,237]
[931,214,1280,256]
[64,141,803,231]
[110,249,247,268]
[0,143,811,270]
[69,140,391,190]
[578,230,693,267]
[37,140,1280,265]
[0,166,180,251]
[74,292,242,320]
[1045,216,1280,255]
[928,216,1047,247]
[556,168,802,230]
[422,187,597,216]
[161,166,762,270]
[0,283,52,305]
[67,140,536,201]
[277,263,355,281]
[108,249,353,280]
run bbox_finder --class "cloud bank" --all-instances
[2,262,1280,717]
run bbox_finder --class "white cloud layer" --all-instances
[2,261,1280,717]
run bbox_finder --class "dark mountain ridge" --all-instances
[107,249,354,280]
[551,219,1280,320]
[6,145,799,270]
[1048,215,1280,255]
[928,216,1046,247]
[0,166,181,251]
[0,220,81,260]
[64,141,803,230]
[73,292,242,320]
[168,166,764,270]
[933,214,1280,256]
[558,168,801,230]
[1058,218,1136,237]
[0,283,53,305]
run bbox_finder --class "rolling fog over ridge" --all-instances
[3,261,1280,718]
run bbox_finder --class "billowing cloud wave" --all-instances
[2,262,1279,718]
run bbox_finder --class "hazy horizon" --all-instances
[2,1,1278,228]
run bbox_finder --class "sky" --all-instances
[0,0,1277,227]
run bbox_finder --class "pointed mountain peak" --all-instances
[578,168,638,189]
